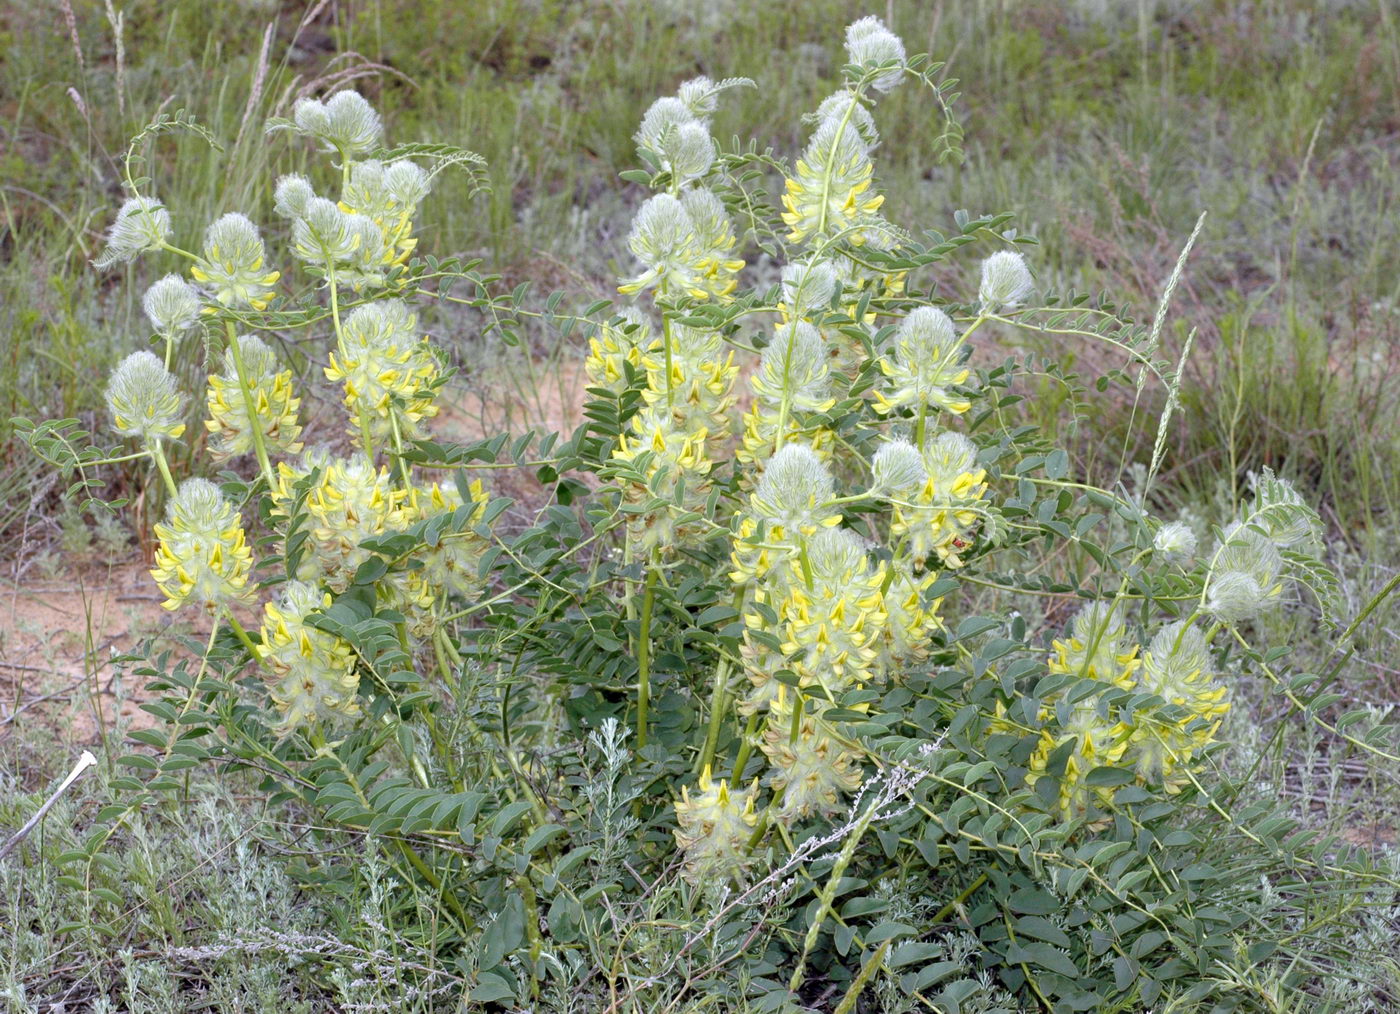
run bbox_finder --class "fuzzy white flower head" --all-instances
[1057,600,1134,681]
[635,97,696,158]
[664,122,716,182]
[752,443,836,527]
[780,260,839,318]
[754,322,831,411]
[1154,520,1198,565]
[150,477,253,613]
[105,350,186,444]
[876,307,971,416]
[871,439,926,495]
[845,16,906,92]
[292,198,361,267]
[292,90,383,156]
[921,430,980,491]
[383,160,432,206]
[94,196,172,269]
[813,91,879,151]
[142,274,201,337]
[191,213,280,311]
[622,193,701,296]
[677,76,720,118]
[1205,523,1285,624]
[978,250,1034,312]
[259,580,359,734]
[1140,621,1210,695]
[273,174,316,220]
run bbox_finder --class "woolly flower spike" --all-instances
[740,322,834,463]
[584,308,656,394]
[611,405,714,551]
[1154,520,1197,565]
[106,351,186,445]
[150,478,253,613]
[782,116,884,245]
[871,439,925,496]
[291,197,363,268]
[762,691,863,821]
[94,196,171,269]
[634,98,714,182]
[1130,622,1228,789]
[680,188,745,300]
[875,564,942,676]
[1026,705,1131,822]
[812,92,880,152]
[978,250,1034,312]
[781,527,888,693]
[673,766,759,880]
[408,480,491,599]
[325,299,441,441]
[259,581,359,734]
[205,334,303,461]
[292,91,383,157]
[619,194,702,298]
[273,174,316,220]
[780,259,840,320]
[875,307,972,416]
[731,442,841,586]
[339,160,433,274]
[287,455,410,591]
[845,16,906,92]
[142,274,201,338]
[1205,523,1284,623]
[190,213,280,311]
[635,97,695,157]
[640,323,738,447]
[889,431,988,568]
[1047,601,1140,689]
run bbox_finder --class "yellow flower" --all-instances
[150,478,253,613]
[105,351,186,446]
[737,321,836,466]
[1025,705,1132,822]
[781,118,885,246]
[761,689,863,822]
[873,307,973,417]
[673,765,760,879]
[874,565,943,678]
[584,308,657,394]
[339,158,431,275]
[611,405,714,551]
[407,479,491,599]
[728,443,840,587]
[190,213,280,312]
[205,335,303,462]
[639,322,738,445]
[889,431,988,568]
[285,455,411,592]
[779,527,887,694]
[258,580,359,734]
[1127,622,1229,791]
[325,299,441,441]
[1046,601,1140,689]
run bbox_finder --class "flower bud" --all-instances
[105,351,186,445]
[978,250,1034,311]
[273,174,316,220]
[871,438,925,495]
[142,274,201,338]
[1153,520,1197,565]
[94,196,171,269]
[259,580,360,733]
[845,16,906,92]
[292,90,383,156]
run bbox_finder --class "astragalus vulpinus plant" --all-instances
[15,14,1400,1013]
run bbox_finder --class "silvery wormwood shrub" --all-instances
[15,16,1400,1013]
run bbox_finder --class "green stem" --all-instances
[636,565,658,752]
[730,711,760,788]
[223,611,263,669]
[695,657,734,778]
[149,442,178,498]
[224,322,276,489]
[327,266,376,466]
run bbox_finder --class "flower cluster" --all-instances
[258,580,360,734]
[205,335,304,461]
[324,299,442,442]
[885,431,989,568]
[150,478,253,613]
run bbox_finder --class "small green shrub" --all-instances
[12,14,1399,1013]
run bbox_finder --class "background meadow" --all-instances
[2,1,1399,1010]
